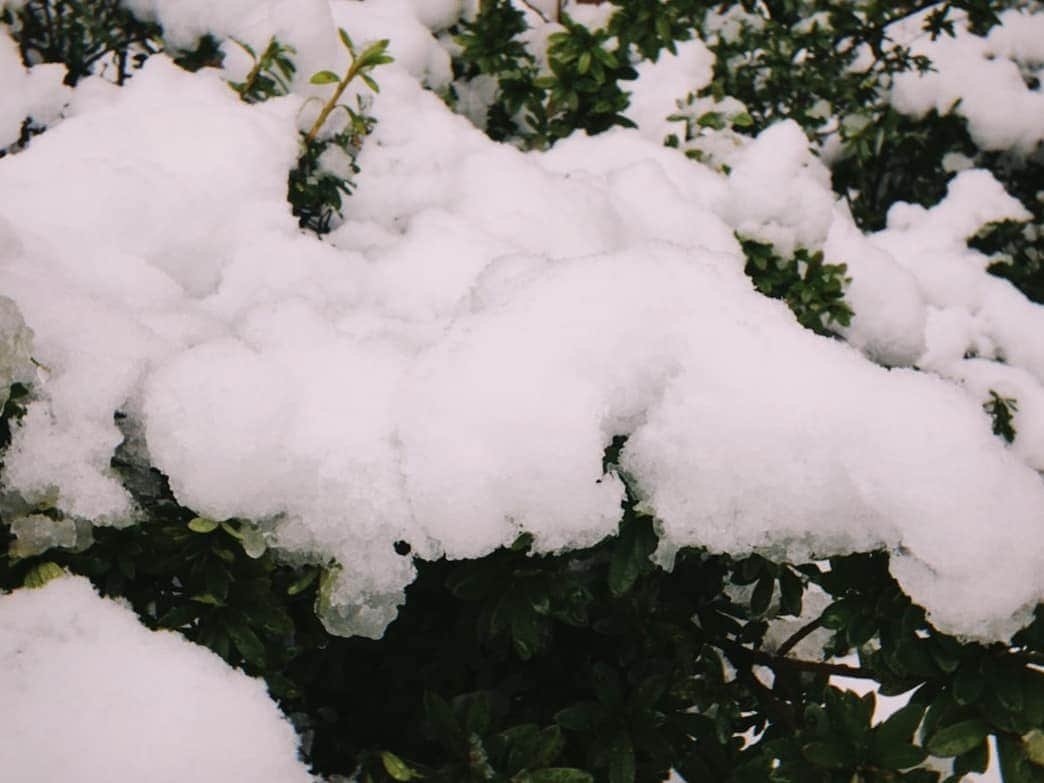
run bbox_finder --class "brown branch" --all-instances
[776,617,823,658]
[716,638,877,680]
[518,0,551,24]
[737,667,798,732]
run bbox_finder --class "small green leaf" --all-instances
[360,73,380,93]
[802,741,853,769]
[380,751,421,781]
[874,743,928,770]
[953,666,985,705]
[732,112,755,128]
[232,38,257,60]
[608,732,635,783]
[875,702,927,747]
[1025,730,1044,767]
[577,51,591,74]
[310,70,341,85]
[189,593,224,606]
[23,561,65,589]
[555,702,603,732]
[157,604,199,629]
[750,574,774,616]
[188,517,219,533]
[527,770,594,783]
[338,27,354,53]
[511,606,540,660]
[227,621,266,667]
[954,740,990,776]
[424,691,463,751]
[927,719,988,757]
[696,112,726,130]
[779,568,803,616]
[287,568,319,596]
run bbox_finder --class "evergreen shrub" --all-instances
[2,2,1043,782]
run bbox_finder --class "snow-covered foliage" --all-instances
[0,575,313,783]
[0,0,1042,646]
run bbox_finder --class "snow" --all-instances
[1,0,1043,644]
[0,576,313,783]
[891,8,1044,154]
[624,38,714,145]
[0,33,68,151]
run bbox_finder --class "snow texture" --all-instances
[0,576,313,783]
[891,8,1044,153]
[0,32,68,150]
[1,0,1043,642]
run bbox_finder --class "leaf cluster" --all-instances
[2,401,1043,783]
[450,3,636,149]
[740,237,854,336]
[2,0,160,85]
[229,36,296,103]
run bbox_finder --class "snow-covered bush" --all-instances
[2,1,1044,782]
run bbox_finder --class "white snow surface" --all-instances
[0,576,313,783]
[0,32,68,150]
[891,7,1044,153]
[1,0,1043,641]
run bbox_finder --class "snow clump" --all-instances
[0,576,313,783]
[0,0,1043,642]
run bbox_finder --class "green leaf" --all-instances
[310,70,341,85]
[188,516,219,533]
[157,604,199,629]
[454,691,493,737]
[608,732,635,783]
[608,527,641,597]
[23,561,65,589]
[997,734,1041,783]
[873,743,928,770]
[424,691,463,752]
[821,599,854,630]
[287,567,319,596]
[511,605,540,660]
[360,73,380,93]
[227,621,266,668]
[927,719,988,757]
[696,112,726,130]
[778,568,803,616]
[1025,730,1044,767]
[189,593,224,606]
[555,702,603,732]
[732,112,755,128]
[802,741,853,769]
[338,27,354,53]
[380,751,421,781]
[875,702,927,747]
[750,574,774,616]
[232,38,256,60]
[953,666,985,705]
[954,740,991,776]
[577,51,591,74]
[526,770,593,783]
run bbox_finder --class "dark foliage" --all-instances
[2,0,160,85]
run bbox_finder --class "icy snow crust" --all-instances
[1,1,1043,640]
[0,576,313,783]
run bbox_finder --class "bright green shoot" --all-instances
[305,28,393,144]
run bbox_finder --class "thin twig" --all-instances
[518,0,551,24]
[716,638,877,680]
[776,617,823,658]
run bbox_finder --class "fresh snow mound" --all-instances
[1,1,1043,642]
[891,8,1044,153]
[0,576,313,783]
